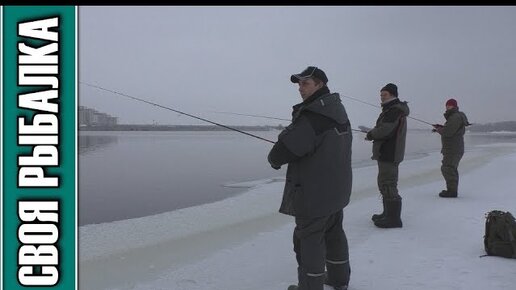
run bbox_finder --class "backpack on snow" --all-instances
[483,210,516,258]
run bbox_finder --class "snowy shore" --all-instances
[79,142,516,290]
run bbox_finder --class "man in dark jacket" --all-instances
[365,83,409,228]
[268,66,352,290]
[432,98,469,198]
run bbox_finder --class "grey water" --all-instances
[78,130,516,225]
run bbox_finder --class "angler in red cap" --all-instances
[432,98,470,198]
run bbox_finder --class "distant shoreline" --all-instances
[79,125,516,133]
[79,124,283,131]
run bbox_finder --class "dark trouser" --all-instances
[377,161,401,200]
[441,152,464,193]
[293,210,350,290]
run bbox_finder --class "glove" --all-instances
[271,164,281,170]
[432,124,443,133]
[365,131,373,141]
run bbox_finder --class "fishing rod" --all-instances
[340,94,436,127]
[79,82,276,144]
[211,111,367,133]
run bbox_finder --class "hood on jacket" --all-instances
[383,98,410,117]
[300,92,349,124]
[445,107,470,126]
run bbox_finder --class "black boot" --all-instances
[374,198,402,228]
[439,190,457,198]
[290,276,347,290]
[371,197,386,222]
[324,272,349,290]
[290,269,325,290]
[288,284,347,290]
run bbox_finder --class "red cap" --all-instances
[445,98,458,107]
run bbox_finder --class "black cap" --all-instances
[381,83,398,97]
[290,66,328,84]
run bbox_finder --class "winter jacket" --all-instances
[267,87,353,218]
[366,98,410,163]
[438,107,469,155]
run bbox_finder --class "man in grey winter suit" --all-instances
[366,83,409,229]
[268,66,352,290]
[433,98,469,198]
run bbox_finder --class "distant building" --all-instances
[79,106,118,127]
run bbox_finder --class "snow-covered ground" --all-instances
[79,142,516,290]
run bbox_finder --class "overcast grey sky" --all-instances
[79,6,516,128]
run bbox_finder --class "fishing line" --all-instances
[210,111,367,133]
[210,111,289,122]
[80,82,276,144]
[340,94,435,127]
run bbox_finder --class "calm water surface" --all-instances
[79,130,516,225]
